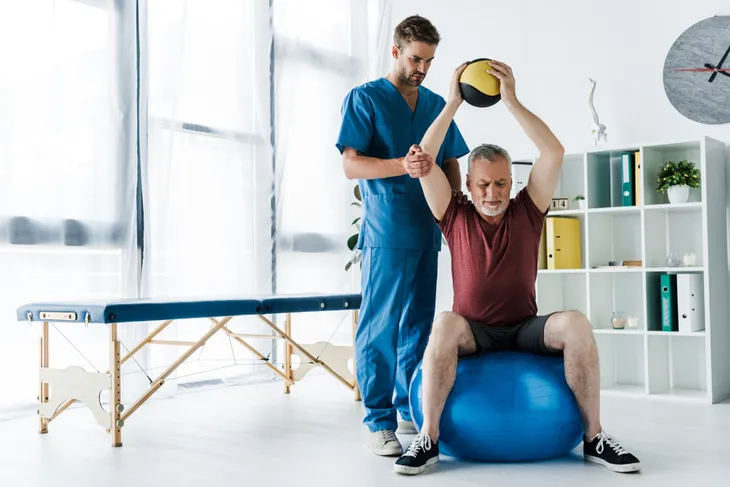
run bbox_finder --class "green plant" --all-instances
[656,160,701,193]
[572,195,585,203]
[345,185,362,271]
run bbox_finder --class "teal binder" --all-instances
[621,152,635,206]
[661,274,677,331]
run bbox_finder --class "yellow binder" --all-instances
[546,217,582,269]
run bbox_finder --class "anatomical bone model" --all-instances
[589,78,607,146]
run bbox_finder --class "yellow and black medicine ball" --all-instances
[459,58,501,108]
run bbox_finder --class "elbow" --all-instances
[342,158,357,180]
[543,143,565,159]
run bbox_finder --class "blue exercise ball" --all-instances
[409,351,583,462]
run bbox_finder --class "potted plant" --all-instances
[656,160,700,204]
[345,184,362,271]
[573,195,586,210]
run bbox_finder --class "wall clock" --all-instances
[663,16,730,124]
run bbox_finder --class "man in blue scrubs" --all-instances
[336,15,469,456]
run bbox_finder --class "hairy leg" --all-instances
[544,311,602,439]
[420,312,478,441]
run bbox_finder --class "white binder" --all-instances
[677,273,704,332]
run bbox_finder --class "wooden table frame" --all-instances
[36,309,360,447]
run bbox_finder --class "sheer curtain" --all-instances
[0,0,391,417]
[144,0,275,390]
[274,0,390,350]
[0,0,140,418]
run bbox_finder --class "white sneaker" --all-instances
[367,429,402,456]
[396,419,418,434]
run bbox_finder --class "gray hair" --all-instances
[468,144,512,172]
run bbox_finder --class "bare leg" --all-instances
[420,312,478,442]
[544,310,602,439]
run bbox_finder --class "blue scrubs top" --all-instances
[336,78,469,251]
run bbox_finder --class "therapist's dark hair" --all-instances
[393,15,441,47]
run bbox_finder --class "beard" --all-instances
[477,200,509,217]
[398,66,425,86]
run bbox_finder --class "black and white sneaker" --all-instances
[394,433,439,475]
[584,431,642,473]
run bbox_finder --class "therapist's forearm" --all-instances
[343,149,406,180]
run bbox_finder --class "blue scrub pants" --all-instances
[355,246,438,432]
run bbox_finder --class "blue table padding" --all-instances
[261,294,362,314]
[17,294,361,324]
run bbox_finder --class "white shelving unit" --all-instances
[532,136,730,403]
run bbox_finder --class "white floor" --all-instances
[1,373,729,487]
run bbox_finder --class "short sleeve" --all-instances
[514,187,547,232]
[335,87,374,155]
[436,195,464,242]
[440,120,469,162]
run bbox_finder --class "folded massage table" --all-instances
[17,293,361,447]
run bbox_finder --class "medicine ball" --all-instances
[460,58,501,108]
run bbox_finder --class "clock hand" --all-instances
[709,44,730,82]
[704,63,730,81]
[674,66,730,72]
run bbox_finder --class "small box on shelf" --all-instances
[589,271,644,331]
[587,211,641,269]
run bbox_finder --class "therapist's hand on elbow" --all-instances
[403,144,433,178]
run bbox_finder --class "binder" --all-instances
[538,223,547,269]
[545,217,581,269]
[677,273,704,332]
[634,151,642,206]
[621,152,635,206]
[660,273,678,331]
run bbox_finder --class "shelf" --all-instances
[641,142,703,206]
[646,330,706,337]
[587,206,640,215]
[600,384,647,397]
[586,148,641,210]
[534,137,728,403]
[536,272,587,316]
[645,267,703,273]
[644,206,703,268]
[649,387,708,402]
[538,269,586,275]
[647,333,707,399]
[550,153,585,210]
[644,202,703,212]
[645,271,706,333]
[587,211,642,269]
[589,270,644,331]
[589,267,642,273]
[595,333,645,392]
[593,329,642,335]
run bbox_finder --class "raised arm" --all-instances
[487,60,565,212]
[409,63,468,221]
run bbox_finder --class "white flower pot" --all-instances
[667,185,689,204]
[577,200,586,210]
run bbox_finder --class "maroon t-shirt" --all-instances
[438,187,547,327]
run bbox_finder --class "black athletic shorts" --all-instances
[467,313,563,357]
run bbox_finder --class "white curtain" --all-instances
[0,0,141,418]
[0,0,390,417]
[274,0,390,350]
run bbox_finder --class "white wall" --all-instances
[387,0,730,313]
